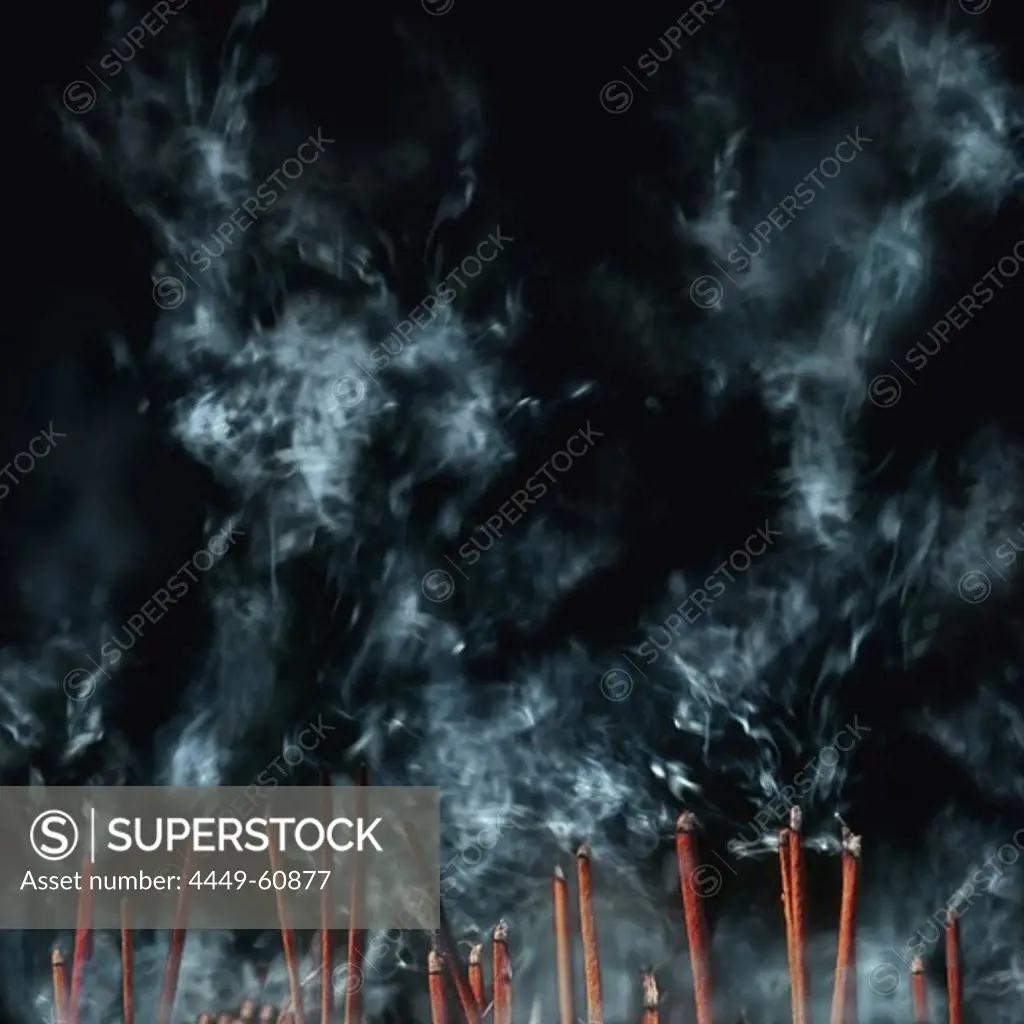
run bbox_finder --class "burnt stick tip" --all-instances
[493,920,508,943]
[910,957,924,974]
[640,970,659,1009]
[789,806,802,831]
[676,811,698,833]
[469,945,482,965]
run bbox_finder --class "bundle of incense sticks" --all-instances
[50,809,968,1024]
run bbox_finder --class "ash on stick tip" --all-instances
[676,811,698,833]
[493,920,509,943]
[842,829,862,857]
[789,806,802,831]
[469,945,482,965]
[428,950,444,974]
[946,908,959,924]
[50,948,65,966]
[196,1014,214,1024]
[553,864,566,880]
[575,842,591,860]
[257,1007,275,1023]
[640,969,659,1009]
[910,957,924,974]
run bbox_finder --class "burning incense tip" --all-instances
[493,920,509,943]
[429,950,444,974]
[238,998,255,1021]
[640,970,659,1009]
[196,1015,213,1024]
[676,811,698,833]
[469,945,482,965]
[51,949,66,967]
[257,1006,275,1023]
[841,828,862,858]
[911,957,924,974]
[576,842,591,859]
[790,806,803,831]
[554,864,566,879]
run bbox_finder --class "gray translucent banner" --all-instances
[0,787,440,930]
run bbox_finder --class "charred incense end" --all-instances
[640,969,659,1009]
[196,1015,214,1024]
[910,957,924,975]
[468,944,485,1011]
[429,949,445,975]
[238,998,256,1021]
[676,811,698,834]
[257,1006,276,1024]
[216,1015,232,1024]
[554,864,566,880]
[493,920,509,944]
[789,805,803,832]
[51,946,69,1023]
[842,827,862,858]
[576,842,591,860]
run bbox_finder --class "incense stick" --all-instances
[945,911,962,1024]
[552,866,575,1024]
[780,828,798,1021]
[69,855,93,1024]
[121,899,134,1024]
[344,764,369,1024]
[788,809,809,1024]
[575,844,604,1024]
[675,813,714,1024]
[829,828,860,1024]
[157,850,193,1024]
[403,822,480,1024]
[911,957,928,1024]
[51,948,69,1024]
[267,840,305,1024]
[429,948,449,1024]
[468,945,485,1011]
[319,771,334,1024]
[492,921,512,1024]
[640,969,659,1024]
[239,997,256,1021]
